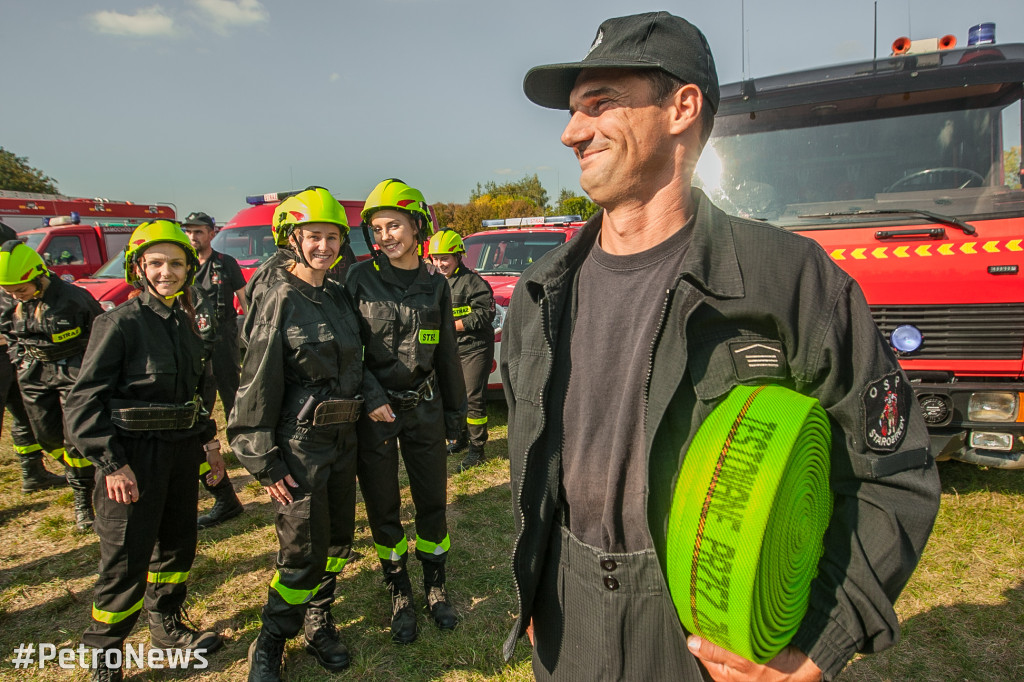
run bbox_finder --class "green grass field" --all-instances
[0,401,1021,681]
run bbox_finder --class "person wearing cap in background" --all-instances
[0,221,67,496]
[427,229,496,471]
[181,211,246,528]
[502,11,941,681]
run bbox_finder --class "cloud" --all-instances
[190,0,268,30]
[494,168,514,175]
[329,73,341,83]
[90,6,176,37]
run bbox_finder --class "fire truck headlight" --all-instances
[969,431,1014,452]
[890,324,923,353]
[492,304,507,334]
[967,392,1018,422]
[100,301,116,312]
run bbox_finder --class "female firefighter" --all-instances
[0,241,103,529]
[346,178,467,644]
[228,187,389,681]
[427,229,496,471]
[65,221,224,681]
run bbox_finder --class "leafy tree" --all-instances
[555,188,600,220]
[0,147,58,193]
[1005,146,1021,190]
[471,173,549,210]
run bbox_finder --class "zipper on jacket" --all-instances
[643,288,674,427]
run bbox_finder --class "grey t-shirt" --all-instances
[561,220,693,552]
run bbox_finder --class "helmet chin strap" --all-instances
[289,230,313,269]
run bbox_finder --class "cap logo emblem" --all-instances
[289,210,308,221]
[586,29,604,57]
[397,199,415,208]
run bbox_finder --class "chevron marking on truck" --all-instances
[1008,239,1022,252]
[983,241,1000,253]
[960,242,977,254]
[827,240,1022,262]
[872,247,888,259]
[852,248,867,259]
[893,246,910,258]
[830,249,846,260]
[915,245,932,257]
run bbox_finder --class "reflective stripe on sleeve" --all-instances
[199,461,211,476]
[467,416,488,425]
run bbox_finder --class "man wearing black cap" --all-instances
[502,11,940,682]
[182,211,246,528]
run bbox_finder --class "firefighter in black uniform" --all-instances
[229,188,388,682]
[347,179,467,644]
[0,221,66,494]
[427,229,496,470]
[65,221,224,682]
[0,241,102,528]
[181,211,246,528]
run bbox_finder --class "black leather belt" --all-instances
[110,401,200,431]
[387,374,435,411]
[22,343,84,362]
[307,398,363,426]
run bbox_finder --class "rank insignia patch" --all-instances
[863,371,908,452]
[729,341,787,381]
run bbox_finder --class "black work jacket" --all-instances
[447,264,495,353]
[347,257,467,436]
[500,189,941,678]
[0,275,103,363]
[228,267,387,486]
[65,291,216,476]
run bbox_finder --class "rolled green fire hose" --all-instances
[665,384,833,663]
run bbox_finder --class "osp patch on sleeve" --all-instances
[862,371,909,452]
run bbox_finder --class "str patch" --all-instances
[863,371,908,452]
[729,341,787,382]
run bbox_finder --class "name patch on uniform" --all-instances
[52,327,81,343]
[419,329,439,344]
[863,371,908,452]
[452,305,471,317]
[729,341,787,381]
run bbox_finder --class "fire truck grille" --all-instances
[870,303,1024,360]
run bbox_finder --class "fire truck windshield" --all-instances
[695,85,1023,227]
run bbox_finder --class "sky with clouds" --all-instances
[2,0,1022,224]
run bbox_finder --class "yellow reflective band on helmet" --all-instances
[147,570,189,584]
[375,536,409,561]
[199,461,211,476]
[415,534,450,556]
[52,327,82,343]
[13,443,42,455]
[325,556,348,573]
[467,416,488,425]
[270,571,319,605]
[452,306,471,317]
[418,329,439,344]
[61,449,91,469]
[92,598,143,625]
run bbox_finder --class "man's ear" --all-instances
[668,83,704,136]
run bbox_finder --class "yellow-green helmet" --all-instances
[361,178,434,237]
[0,240,47,286]
[124,220,199,286]
[427,229,465,255]
[271,187,349,247]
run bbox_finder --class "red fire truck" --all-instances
[694,31,1024,468]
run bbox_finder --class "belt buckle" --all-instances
[421,379,435,402]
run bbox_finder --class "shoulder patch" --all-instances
[729,341,787,381]
[863,371,909,452]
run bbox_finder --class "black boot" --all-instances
[303,606,349,671]
[446,431,468,456]
[148,608,223,654]
[382,558,417,644]
[19,454,65,493]
[91,649,123,682]
[197,476,244,528]
[422,560,458,630]
[247,629,286,682]
[458,444,487,472]
[70,479,95,532]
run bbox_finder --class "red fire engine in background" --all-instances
[695,26,1024,468]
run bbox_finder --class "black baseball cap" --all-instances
[523,11,719,114]
[182,211,215,229]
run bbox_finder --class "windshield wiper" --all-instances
[797,208,976,235]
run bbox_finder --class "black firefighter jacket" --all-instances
[0,275,103,364]
[447,264,495,353]
[500,188,941,678]
[346,257,467,439]
[228,267,387,486]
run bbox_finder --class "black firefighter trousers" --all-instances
[357,392,450,565]
[0,351,40,454]
[84,436,202,651]
[460,344,493,448]
[261,424,358,639]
